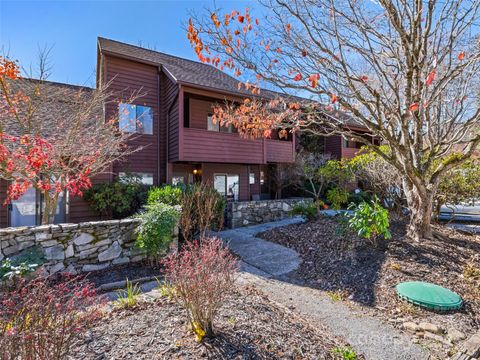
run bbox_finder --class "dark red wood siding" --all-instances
[104,55,163,183]
[265,139,295,163]
[182,128,265,164]
[325,136,343,159]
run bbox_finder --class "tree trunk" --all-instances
[402,180,434,241]
[41,194,59,225]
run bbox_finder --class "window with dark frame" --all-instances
[207,114,233,133]
[118,103,153,134]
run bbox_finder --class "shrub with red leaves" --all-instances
[0,274,100,360]
[163,237,239,340]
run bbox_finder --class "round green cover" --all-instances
[396,281,463,311]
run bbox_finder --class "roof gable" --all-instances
[98,37,283,99]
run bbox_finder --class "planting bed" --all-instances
[84,262,163,289]
[258,216,480,354]
[74,285,356,359]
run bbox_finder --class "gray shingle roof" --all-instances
[98,37,288,100]
[2,79,97,137]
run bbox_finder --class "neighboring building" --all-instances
[0,37,373,227]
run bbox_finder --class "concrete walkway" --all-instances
[217,218,430,360]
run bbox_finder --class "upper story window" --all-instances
[119,103,153,135]
[207,114,233,133]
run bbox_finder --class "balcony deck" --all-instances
[177,128,294,164]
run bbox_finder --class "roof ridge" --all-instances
[21,77,94,91]
[97,36,215,70]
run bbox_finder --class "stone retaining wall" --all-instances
[0,219,178,275]
[229,198,313,228]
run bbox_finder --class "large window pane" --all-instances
[227,175,239,201]
[137,106,153,134]
[207,115,219,132]
[119,103,136,133]
[118,103,153,134]
[214,175,227,196]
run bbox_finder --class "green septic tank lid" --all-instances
[396,281,463,311]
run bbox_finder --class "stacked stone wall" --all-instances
[0,219,178,274]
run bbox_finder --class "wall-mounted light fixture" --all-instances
[193,169,198,175]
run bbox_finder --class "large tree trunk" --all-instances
[402,180,434,241]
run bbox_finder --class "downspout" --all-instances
[160,64,180,184]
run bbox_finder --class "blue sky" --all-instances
[0,0,254,87]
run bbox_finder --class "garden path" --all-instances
[216,219,430,360]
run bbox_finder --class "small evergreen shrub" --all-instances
[135,203,181,260]
[291,201,317,220]
[147,185,182,206]
[326,187,350,210]
[162,238,238,342]
[348,197,392,244]
[84,174,149,219]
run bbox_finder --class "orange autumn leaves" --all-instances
[0,58,20,80]
[211,98,300,139]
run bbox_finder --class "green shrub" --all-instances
[331,346,358,360]
[326,187,350,210]
[347,191,372,206]
[147,185,182,206]
[291,201,317,220]
[135,203,181,259]
[180,183,226,241]
[0,247,45,280]
[84,174,149,219]
[348,197,391,244]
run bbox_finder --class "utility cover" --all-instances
[396,281,463,311]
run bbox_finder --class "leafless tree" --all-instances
[189,0,480,241]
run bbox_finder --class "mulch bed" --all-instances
[74,285,354,359]
[257,217,480,336]
[84,262,163,289]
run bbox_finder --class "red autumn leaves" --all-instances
[0,58,95,203]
